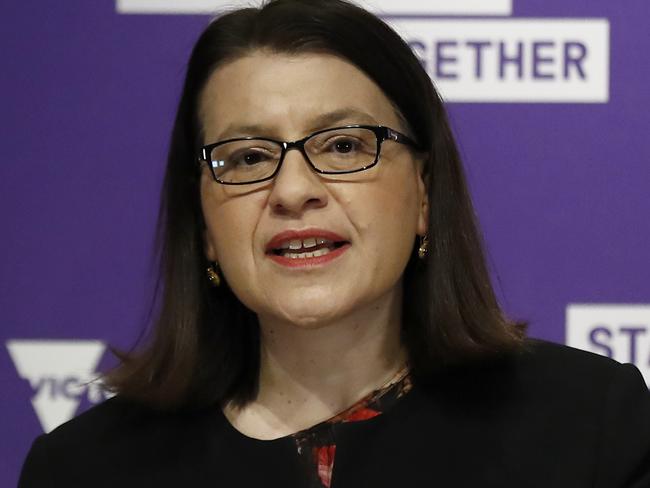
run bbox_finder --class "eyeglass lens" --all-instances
[209,127,378,184]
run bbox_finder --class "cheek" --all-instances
[347,171,421,255]
[201,186,262,264]
[203,199,265,309]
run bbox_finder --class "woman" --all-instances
[19,0,650,486]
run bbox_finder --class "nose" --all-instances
[267,147,328,217]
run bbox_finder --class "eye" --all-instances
[241,151,264,165]
[324,137,361,155]
[232,148,274,166]
[333,139,355,154]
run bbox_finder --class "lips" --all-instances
[265,229,350,267]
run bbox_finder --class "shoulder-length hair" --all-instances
[107,0,526,410]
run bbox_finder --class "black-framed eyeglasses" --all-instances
[198,125,419,185]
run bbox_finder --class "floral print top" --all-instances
[291,368,413,488]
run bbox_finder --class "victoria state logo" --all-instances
[6,339,113,433]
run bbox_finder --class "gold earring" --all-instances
[206,263,221,287]
[418,234,429,260]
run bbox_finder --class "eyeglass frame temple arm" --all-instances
[382,126,420,149]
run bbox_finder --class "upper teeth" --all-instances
[280,238,331,250]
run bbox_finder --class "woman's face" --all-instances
[199,51,428,328]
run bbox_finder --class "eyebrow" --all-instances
[215,108,380,141]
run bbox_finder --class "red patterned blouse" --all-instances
[291,368,413,488]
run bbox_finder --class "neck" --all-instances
[224,287,407,439]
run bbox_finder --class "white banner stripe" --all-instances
[116,0,513,16]
[391,18,610,103]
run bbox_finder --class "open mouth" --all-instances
[270,237,349,259]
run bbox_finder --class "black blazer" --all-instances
[18,340,650,487]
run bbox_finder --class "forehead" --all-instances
[198,51,403,141]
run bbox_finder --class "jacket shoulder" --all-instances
[517,338,634,384]
[32,395,184,447]
[425,339,648,418]
[526,340,650,486]
[18,397,220,487]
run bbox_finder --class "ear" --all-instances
[200,175,219,263]
[203,228,218,262]
[415,159,429,236]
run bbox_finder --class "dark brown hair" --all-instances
[107,0,525,410]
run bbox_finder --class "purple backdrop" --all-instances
[2,1,649,485]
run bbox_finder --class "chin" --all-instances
[278,305,346,330]
[254,285,343,320]
[261,295,355,330]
